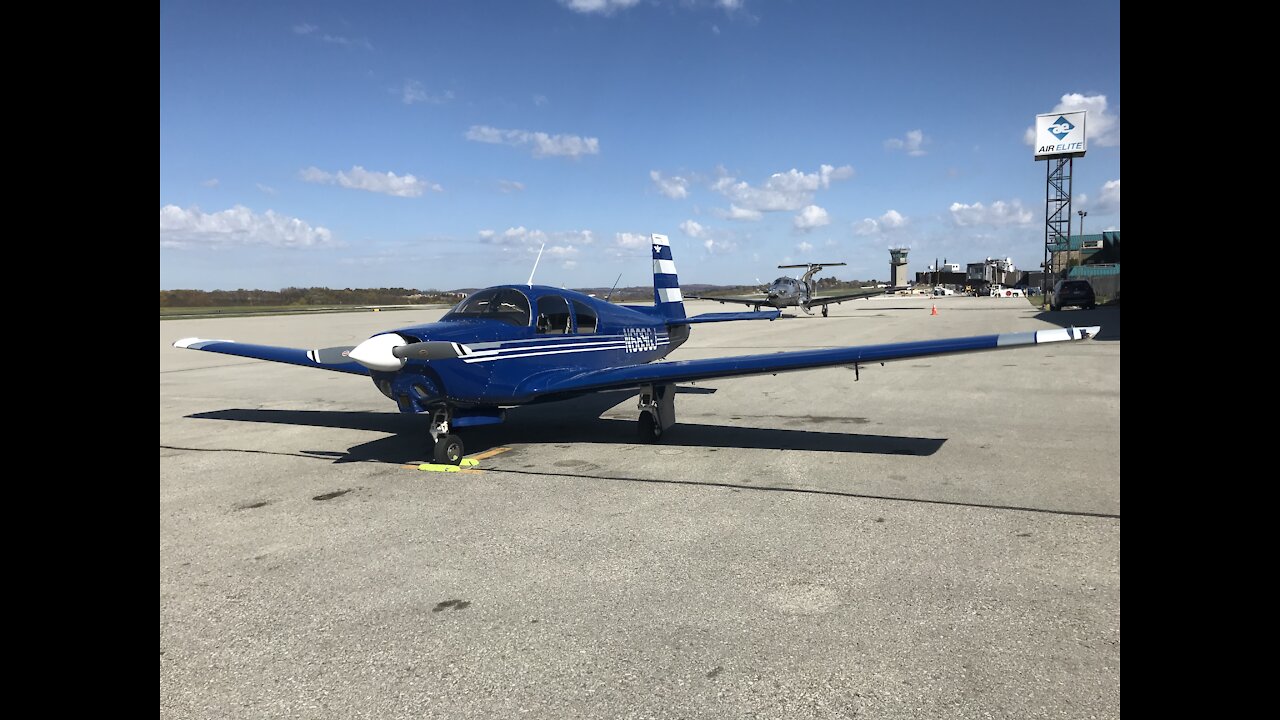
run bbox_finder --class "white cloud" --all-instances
[256,183,277,195]
[292,23,317,35]
[884,129,928,156]
[717,0,744,8]
[160,205,334,249]
[499,180,526,193]
[715,204,763,221]
[704,237,738,254]
[533,94,549,107]
[1096,179,1120,213]
[477,227,591,261]
[796,241,814,254]
[615,232,650,248]
[300,166,440,197]
[562,260,579,270]
[711,164,853,216]
[1025,93,1120,147]
[400,80,454,105]
[793,205,830,230]
[557,0,641,14]
[201,178,219,188]
[949,200,1034,226]
[879,209,907,228]
[853,209,908,235]
[466,125,600,158]
[650,170,689,199]
[679,219,706,238]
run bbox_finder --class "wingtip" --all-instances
[173,337,232,349]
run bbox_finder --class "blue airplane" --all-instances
[174,234,1099,464]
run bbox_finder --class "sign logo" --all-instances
[1047,116,1075,140]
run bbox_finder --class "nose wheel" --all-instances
[433,434,465,464]
[427,407,465,465]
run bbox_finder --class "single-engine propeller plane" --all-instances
[174,235,1099,464]
[686,262,883,316]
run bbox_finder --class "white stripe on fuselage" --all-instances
[462,340,669,363]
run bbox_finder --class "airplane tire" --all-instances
[822,306,829,317]
[433,434,465,465]
[638,412,662,442]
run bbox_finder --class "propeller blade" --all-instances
[307,346,357,364]
[391,341,468,361]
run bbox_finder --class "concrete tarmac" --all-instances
[160,295,1120,719]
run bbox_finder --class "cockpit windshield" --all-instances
[772,277,791,286]
[440,288,531,327]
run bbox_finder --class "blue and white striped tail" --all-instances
[651,233,686,320]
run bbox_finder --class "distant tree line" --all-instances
[159,287,462,307]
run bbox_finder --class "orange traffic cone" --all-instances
[931,304,938,316]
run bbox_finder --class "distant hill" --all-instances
[160,279,886,308]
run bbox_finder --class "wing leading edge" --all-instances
[521,326,1100,400]
[807,288,887,306]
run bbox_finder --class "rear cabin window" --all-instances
[536,295,572,334]
[572,300,597,334]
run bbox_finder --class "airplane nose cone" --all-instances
[347,333,408,372]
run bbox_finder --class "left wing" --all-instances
[807,288,886,307]
[520,326,1099,400]
[684,294,776,309]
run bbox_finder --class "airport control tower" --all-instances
[889,248,909,288]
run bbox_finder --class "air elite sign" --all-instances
[1034,110,1087,159]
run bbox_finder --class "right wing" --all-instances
[684,294,776,309]
[172,338,370,375]
[519,326,1100,400]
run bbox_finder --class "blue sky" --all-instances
[160,0,1120,291]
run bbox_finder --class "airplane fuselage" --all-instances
[370,285,682,412]
[763,276,811,308]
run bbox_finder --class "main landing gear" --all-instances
[636,384,676,443]
[428,407,464,464]
[822,305,829,317]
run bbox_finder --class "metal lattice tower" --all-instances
[1042,158,1073,305]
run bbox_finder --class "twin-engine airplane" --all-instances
[174,235,1098,464]
[686,262,883,316]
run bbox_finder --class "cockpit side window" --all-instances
[441,288,531,327]
[572,300,597,334]
[535,295,572,334]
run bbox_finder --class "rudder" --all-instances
[651,233,686,321]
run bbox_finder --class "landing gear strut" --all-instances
[822,305,829,317]
[636,384,676,443]
[428,407,464,464]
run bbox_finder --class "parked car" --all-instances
[932,286,955,296]
[1051,279,1095,310]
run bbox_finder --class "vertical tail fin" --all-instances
[651,233,686,320]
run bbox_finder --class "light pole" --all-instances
[1078,209,1087,239]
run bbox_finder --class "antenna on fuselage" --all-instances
[604,273,623,302]
[527,243,546,287]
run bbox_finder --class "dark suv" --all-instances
[1051,279,1095,310]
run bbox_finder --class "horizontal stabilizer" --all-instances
[670,311,782,325]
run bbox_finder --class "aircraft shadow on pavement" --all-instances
[189,388,946,465]
[1033,303,1120,341]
